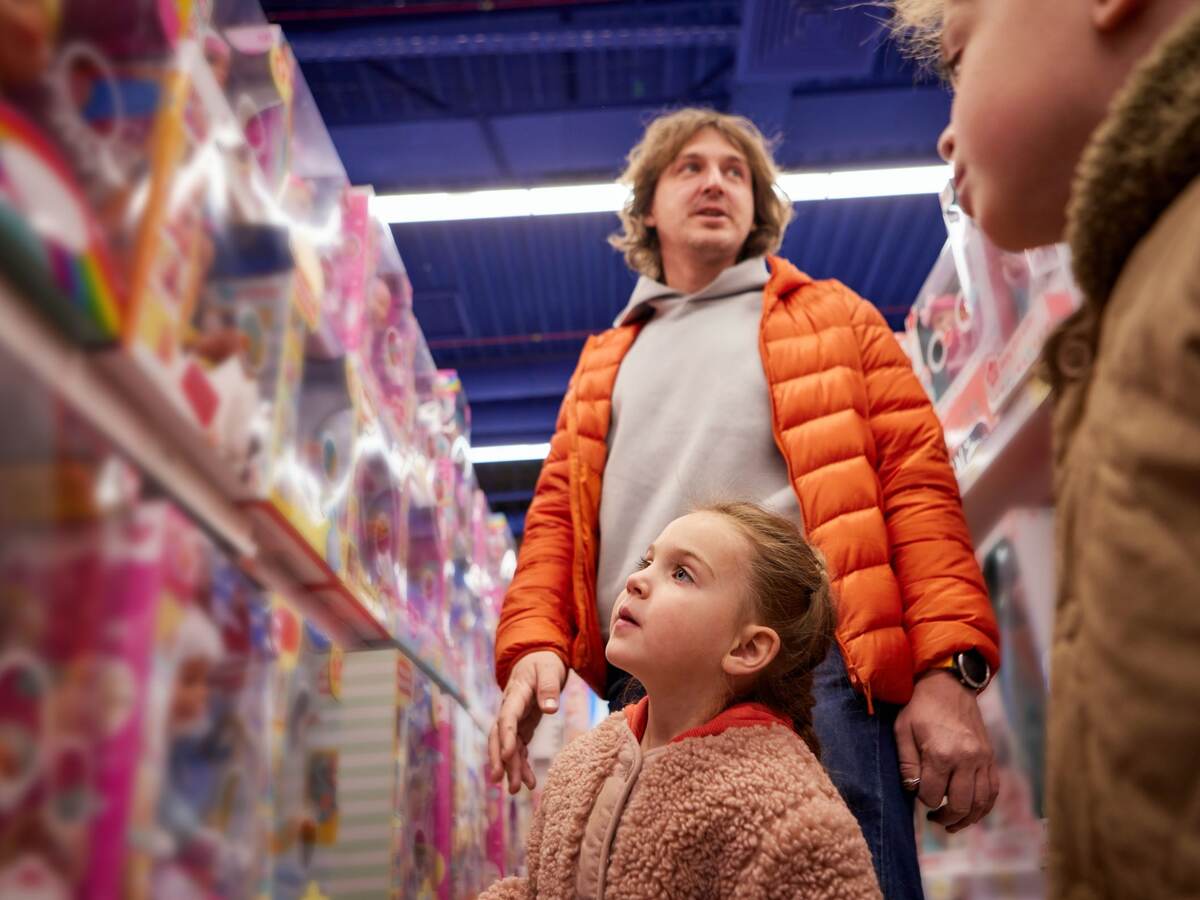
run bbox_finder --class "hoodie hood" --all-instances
[613,255,770,326]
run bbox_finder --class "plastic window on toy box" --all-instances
[132,549,275,900]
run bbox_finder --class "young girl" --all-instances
[482,502,881,899]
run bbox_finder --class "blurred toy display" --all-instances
[914,509,1055,899]
[906,186,1081,474]
[905,182,1073,898]
[0,2,532,897]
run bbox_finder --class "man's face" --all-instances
[645,127,756,274]
[936,0,1119,251]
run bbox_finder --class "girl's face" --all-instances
[935,0,1130,251]
[606,512,752,692]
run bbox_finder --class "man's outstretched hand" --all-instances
[487,650,568,794]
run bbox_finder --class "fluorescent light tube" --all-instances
[467,442,552,464]
[372,164,951,224]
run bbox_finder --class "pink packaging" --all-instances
[125,521,276,900]
[0,501,197,899]
[431,691,455,900]
[309,186,373,358]
[485,782,508,883]
[397,673,450,898]
[907,190,1082,475]
[363,231,419,451]
[406,504,450,666]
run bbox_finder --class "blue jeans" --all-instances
[813,649,924,900]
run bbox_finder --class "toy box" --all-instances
[269,619,336,900]
[124,530,275,900]
[343,430,411,638]
[405,501,451,670]
[221,24,296,196]
[396,674,453,900]
[0,501,183,899]
[362,225,420,454]
[907,188,1082,474]
[452,706,488,900]
[0,101,125,345]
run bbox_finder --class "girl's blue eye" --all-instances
[673,566,692,583]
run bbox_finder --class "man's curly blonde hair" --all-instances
[889,0,947,64]
[608,108,793,281]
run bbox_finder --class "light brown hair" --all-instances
[889,0,947,64]
[608,108,794,281]
[703,501,836,757]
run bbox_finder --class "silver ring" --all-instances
[901,777,921,792]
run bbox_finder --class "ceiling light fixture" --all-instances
[372,164,951,224]
[467,442,553,465]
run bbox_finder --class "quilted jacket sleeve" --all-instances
[493,361,581,690]
[844,287,1000,675]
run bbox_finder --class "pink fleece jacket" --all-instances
[482,698,881,899]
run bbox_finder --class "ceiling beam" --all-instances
[287,24,739,62]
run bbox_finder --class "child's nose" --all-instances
[937,123,956,164]
[625,570,648,598]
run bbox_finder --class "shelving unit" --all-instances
[0,273,489,717]
[958,379,1054,543]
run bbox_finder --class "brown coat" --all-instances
[1045,7,1200,898]
[480,699,881,900]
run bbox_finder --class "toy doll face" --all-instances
[0,0,57,89]
[170,658,212,733]
[932,307,957,335]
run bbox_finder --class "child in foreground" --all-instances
[481,502,880,899]
[890,2,1200,897]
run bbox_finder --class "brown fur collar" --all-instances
[1067,5,1200,305]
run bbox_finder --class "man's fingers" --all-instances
[487,724,503,784]
[521,752,537,791]
[535,659,562,714]
[505,745,525,795]
[931,766,975,830]
[962,765,993,829]
[985,761,1001,817]
[917,757,950,812]
[497,681,534,759]
[894,716,922,788]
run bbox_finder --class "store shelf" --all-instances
[957,379,1054,542]
[0,275,386,648]
[1,274,493,725]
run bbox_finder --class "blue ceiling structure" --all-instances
[263,0,953,532]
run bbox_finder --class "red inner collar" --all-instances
[622,696,792,744]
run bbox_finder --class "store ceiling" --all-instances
[263,0,952,533]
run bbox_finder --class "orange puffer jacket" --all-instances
[496,256,999,707]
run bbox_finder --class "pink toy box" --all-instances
[906,187,1081,474]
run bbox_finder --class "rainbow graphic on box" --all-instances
[0,102,124,343]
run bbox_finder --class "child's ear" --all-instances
[723,625,780,679]
[1092,0,1148,31]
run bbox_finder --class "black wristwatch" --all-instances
[946,649,992,693]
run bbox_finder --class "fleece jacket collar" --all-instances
[622,695,793,745]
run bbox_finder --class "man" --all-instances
[487,107,1001,897]
[888,2,1200,897]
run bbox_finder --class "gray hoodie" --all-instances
[595,257,804,637]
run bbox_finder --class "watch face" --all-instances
[959,650,990,687]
